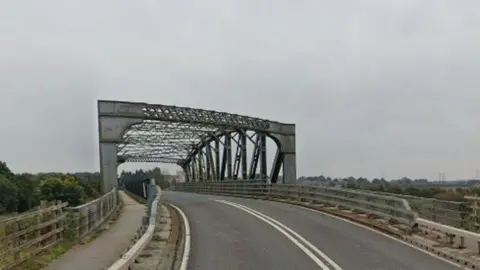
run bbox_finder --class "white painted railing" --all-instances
[107,183,161,270]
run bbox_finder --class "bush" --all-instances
[0,161,105,214]
[434,191,465,202]
[39,174,85,207]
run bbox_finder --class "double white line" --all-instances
[215,199,343,270]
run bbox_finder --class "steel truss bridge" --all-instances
[97,100,296,192]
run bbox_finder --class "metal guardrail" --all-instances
[176,181,480,256]
[293,187,480,257]
[66,188,118,240]
[366,190,468,228]
[108,180,162,270]
[416,218,480,254]
[174,180,418,227]
[412,196,480,255]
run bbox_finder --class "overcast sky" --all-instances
[1,1,479,180]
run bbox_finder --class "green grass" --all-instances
[0,214,15,221]
[18,242,73,270]
[0,249,31,269]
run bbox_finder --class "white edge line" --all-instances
[207,195,469,269]
[292,203,470,270]
[215,199,332,270]
[169,204,191,270]
[224,200,343,270]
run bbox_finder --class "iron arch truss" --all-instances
[97,100,296,193]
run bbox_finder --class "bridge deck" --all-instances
[165,191,463,270]
[46,191,145,270]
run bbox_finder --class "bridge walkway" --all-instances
[46,191,146,270]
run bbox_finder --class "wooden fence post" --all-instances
[12,221,19,263]
[35,205,42,251]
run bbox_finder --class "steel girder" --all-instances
[181,130,271,182]
[98,100,295,184]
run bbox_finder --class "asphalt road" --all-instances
[163,191,464,270]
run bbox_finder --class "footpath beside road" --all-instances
[46,191,146,270]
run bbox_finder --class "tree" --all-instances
[120,167,172,189]
[356,177,370,187]
[0,161,106,214]
[74,172,102,199]
[148,167,169,189]
[345,182,358,189]
[14,173,40,212]
[0,161,15,180]
[39,174,85,206]
[0,174,18,213]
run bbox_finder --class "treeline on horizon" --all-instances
[298,175,480,201]
[0,161,173,216]
[119,167,175,189]
[3,157,478,216]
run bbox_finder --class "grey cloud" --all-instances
[1,1,480,180]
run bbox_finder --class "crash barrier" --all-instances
[367,190,469,229]
[175,181,480,257]
[174,180,417,227]
[108,180,161,270]
[416,217,480,255]
[412,195,480,255]
[0,188,118,270]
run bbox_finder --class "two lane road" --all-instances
[163,191,463,270]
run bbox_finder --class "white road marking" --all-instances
[169,204,191,270]
[293,203,469,270]
[206,194,469,269]
[224,200,344,270]
[215,199,342,270]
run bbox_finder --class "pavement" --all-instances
[46,191,146,270]
[163,191,465,270]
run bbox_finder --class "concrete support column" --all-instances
[98,101,144,194]
[282,150,296,184]
[99,143,119,193]
[271,124,296,184]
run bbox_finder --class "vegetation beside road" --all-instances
[0,161,102,215]
[0,161,175,269]
[0,161,173,216]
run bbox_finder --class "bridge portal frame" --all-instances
[97,100,296,193]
